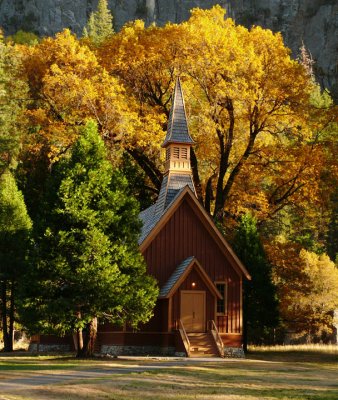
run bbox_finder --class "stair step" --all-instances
[187,332,221,358]
[191,347,216,351]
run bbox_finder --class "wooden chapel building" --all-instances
[97,79,251,358]
[30,79,250,357]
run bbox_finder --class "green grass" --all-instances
[0,347,337,400]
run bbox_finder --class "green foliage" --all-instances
[326,188,338,262]
[20,121,158,346]
[83,0,114,45]
[233,214,279,346]
[0,170,32,351]
[6,30,39,46]
[0,170,32,267]
[0,34,28,174]
[120,152,156,211]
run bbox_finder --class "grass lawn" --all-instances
[0,346,337,400]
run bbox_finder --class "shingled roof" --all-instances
[159,256,194,298]
[159,256,223,299]
[139,174,196,245]
[162,78,194,147]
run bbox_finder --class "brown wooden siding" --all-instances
[143,198,241,334]
[98,332,175,347]
[36,334,75,349]
[220,333,243,348]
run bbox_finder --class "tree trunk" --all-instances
[190,148,204,205]
[1,279,7,350]
[8,281,14,351]
[1,279,13,352]
[76,318,97,358]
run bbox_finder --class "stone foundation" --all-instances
[29,343,71,352]
[100,345,177,357]
[28,342,244,358]
[223,347,245,358]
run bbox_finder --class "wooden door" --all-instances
[180,291,205,332]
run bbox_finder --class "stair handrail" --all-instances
[208,320,224,357]
[178,319,191,357]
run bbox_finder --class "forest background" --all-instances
[0,1,337,354]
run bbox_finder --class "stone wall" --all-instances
[100,344,177,356]
[223,346,245,358]
[29,343,71,352]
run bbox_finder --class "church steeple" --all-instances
[154,78,196,215]
[162,78,194,175]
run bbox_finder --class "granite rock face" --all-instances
[0,0,337,98]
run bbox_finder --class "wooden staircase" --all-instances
[187,332,220,357]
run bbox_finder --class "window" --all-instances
[166,148,171,161]
[181,147,188,159]
[173,147,180,158]
[216,282,227,314]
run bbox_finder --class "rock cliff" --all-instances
[0,0,337,99]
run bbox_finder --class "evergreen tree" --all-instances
[0,171,32,351]
[20,121,158,357]
[83,0,114,45]
[233,214,279,350]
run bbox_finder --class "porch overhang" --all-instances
[158,256,223,300]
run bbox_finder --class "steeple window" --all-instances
[173,147,180,159]
[181,148,188,159]
[166,148,171,161]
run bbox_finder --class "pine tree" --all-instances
[0,171,32,351]
[20,121,158,357]
[83,0,114,45]
[233,214,279,350]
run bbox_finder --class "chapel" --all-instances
[97,78,251,357]
[30,79,250,357]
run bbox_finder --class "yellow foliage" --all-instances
[267,242,338,336]
[19,29,135,166]
[16,8,335,227]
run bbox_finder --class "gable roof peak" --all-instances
[162,78,194,148]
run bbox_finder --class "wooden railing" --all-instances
[208,320,224,357]
[178,319,191,357]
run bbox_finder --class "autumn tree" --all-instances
[83,0,114,45]
[233,214,279,349]
[268,242,338,341]
[98,20,183,191]
[99,7,333,231]
[0,30,28,175]
[19,121,158,357]
[0,171,32,352]
[260,82,338,258]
